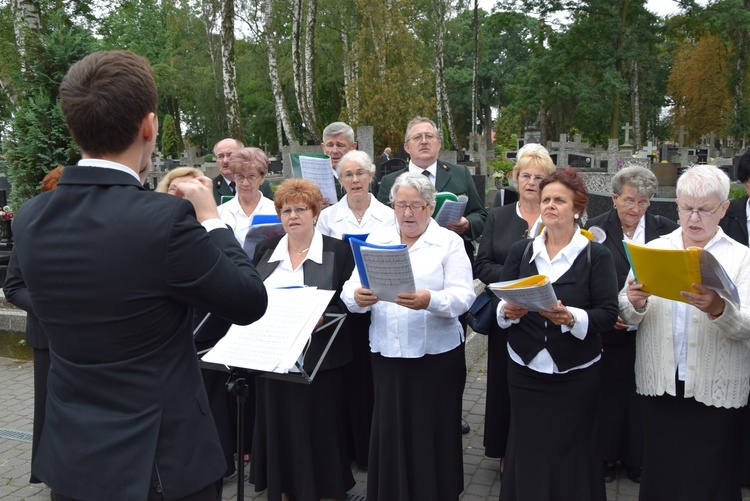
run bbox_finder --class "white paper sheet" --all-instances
[434,195,468,227]
[360,246,416,303]
[298,156,338,204]
[201,288,335,373]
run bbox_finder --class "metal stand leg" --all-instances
[227,373,249,500]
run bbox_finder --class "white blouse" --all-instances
[341,221,475,358]
[316,194,395,238]
[217,194,277,245]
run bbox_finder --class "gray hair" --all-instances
[389,171,436,206]
[611,166,658,198]
[337,150,376,177]
[404,116,442,144]
[322,122,355,144]
[212,138,243,155]
[676,164,730,201]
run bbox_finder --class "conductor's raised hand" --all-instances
[174,176,219,222]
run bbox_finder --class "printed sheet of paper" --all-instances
[201,288,334,373]
[489,274,558,312]
[360,246,416,303]
[290,153,338,203]
[434,195,468,227]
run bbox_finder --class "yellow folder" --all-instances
[623,241,703,303]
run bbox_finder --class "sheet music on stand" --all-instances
[201,288,344,383]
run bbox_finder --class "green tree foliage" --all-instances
[2,9,96,207]
[161,114,182,158]
[351,0,434,151]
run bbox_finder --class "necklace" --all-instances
[348,203,367,224]
[292,247,310,256]
[622,225,635,238]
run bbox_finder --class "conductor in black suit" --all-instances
[6,50,268,500]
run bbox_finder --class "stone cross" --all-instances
[678,125,689,146]
[621,122,633,145]
[707,131,716,147]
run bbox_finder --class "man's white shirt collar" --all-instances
[78,159,140,182]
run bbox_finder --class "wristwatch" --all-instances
[567,315,576,328]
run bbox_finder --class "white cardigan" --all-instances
[619,228,750,409]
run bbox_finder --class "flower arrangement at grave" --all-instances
[0,206,13,220]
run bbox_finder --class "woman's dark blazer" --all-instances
[584,209,678,343]
[253,234,355,372]
[719,195,749,245]
[499,238,619,372]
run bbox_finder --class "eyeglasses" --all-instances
[394,203,428,212]
[677,202,726,218]
[408,132,438,143]
[323,143,352,152]
[614,194,651,210]
[234,174,260,184]
[519,173,545,184]
[342,170,369,180]
[280,206,310,216]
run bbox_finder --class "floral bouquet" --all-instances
[0,206,13,220]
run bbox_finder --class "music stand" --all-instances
[198,312,347,499]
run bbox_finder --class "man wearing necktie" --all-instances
[377,116,486,265]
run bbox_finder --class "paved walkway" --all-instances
[2,352,749,500]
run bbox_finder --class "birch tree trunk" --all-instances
[341,24,359,124]
[221,0,244,141]
[264,0,299,146]
[469,0,478,155]
[304,0,320,140]
[291,0,307,131]
[13,0,41,76]
[433,0,459,148]
[631,59,641,151]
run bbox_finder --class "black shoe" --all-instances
[461,418,470,434]
[603,463,616,483]
[626,465,642,483]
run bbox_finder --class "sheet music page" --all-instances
[201,288,334,372]
[361,247,416,303]
[434,195,468,227]
[699,249,741,307]
[298,155,338,203]
[489,277,558,312]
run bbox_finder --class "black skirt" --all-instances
[367,345,466,501]
[500,360,605,501]
[342,312,374,469]
[639,379,743,501]
[597,332,643,466]
[250,367,354,501]
[483,325,510,458]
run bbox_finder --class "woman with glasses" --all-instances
[621,164,750,500]
[217,147,277,246]
[250,178,356,501]
[342,172,476,501]
[583,166,677,484]
[474,144,556,472]
[316,150,395,470]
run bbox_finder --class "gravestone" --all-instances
[568,154,593,169]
